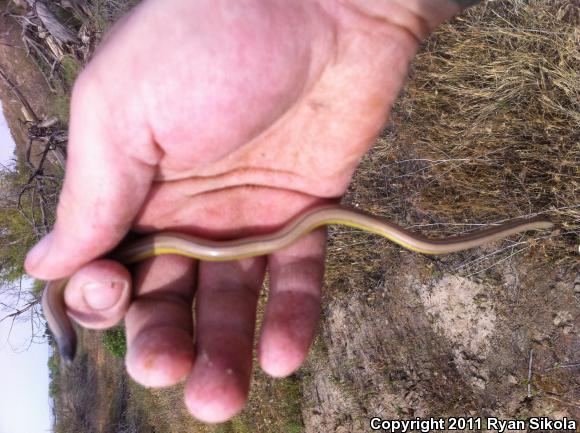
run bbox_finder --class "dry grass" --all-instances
[393,0,578,259]
[89,0,141,33]
[326,0,578,290]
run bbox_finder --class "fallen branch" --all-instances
[27,0,79,44]
[0,66,39,122]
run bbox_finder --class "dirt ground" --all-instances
[302,240,579,431]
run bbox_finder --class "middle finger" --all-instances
[125,254,197,387]
[185,257,266,423]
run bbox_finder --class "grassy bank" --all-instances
[2,0,577,431]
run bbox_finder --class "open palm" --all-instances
[26,0,461,423]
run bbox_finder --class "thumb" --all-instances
[25,78,158,279]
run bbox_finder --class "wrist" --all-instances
[323,0,473,41]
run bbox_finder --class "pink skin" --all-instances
[25,0,461,423]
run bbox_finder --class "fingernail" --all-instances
[83,281,127,311]
[26,232,53,270]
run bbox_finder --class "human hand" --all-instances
[26,0,462,423]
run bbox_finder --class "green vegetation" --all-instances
[47,352,60,378]
[0,161,48,282]
[30,278,46,296]
[49,55,81,122]
[47,352,62,400]
[235,373,304,433]
[90,0,141,33]
[101,325,127,358]
[59,56,82,89]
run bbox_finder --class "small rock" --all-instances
[553,311,572,327]
[472,377,486,389]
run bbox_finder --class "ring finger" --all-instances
[184,257,266,423]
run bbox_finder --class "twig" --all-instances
[462,246,530,278]
[544,395,580,409]
[0,41,24,49]
[454,240,528,271]
[25,136,52,183]
[29,181,37,229]
[0,66,39,121]
[20,35,57,91]
[545,362,580,371]
[527,349,534,398]
[442,223,567,274]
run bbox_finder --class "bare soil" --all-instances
[302,246,579,432]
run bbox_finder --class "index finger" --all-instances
[25,74,159,279]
